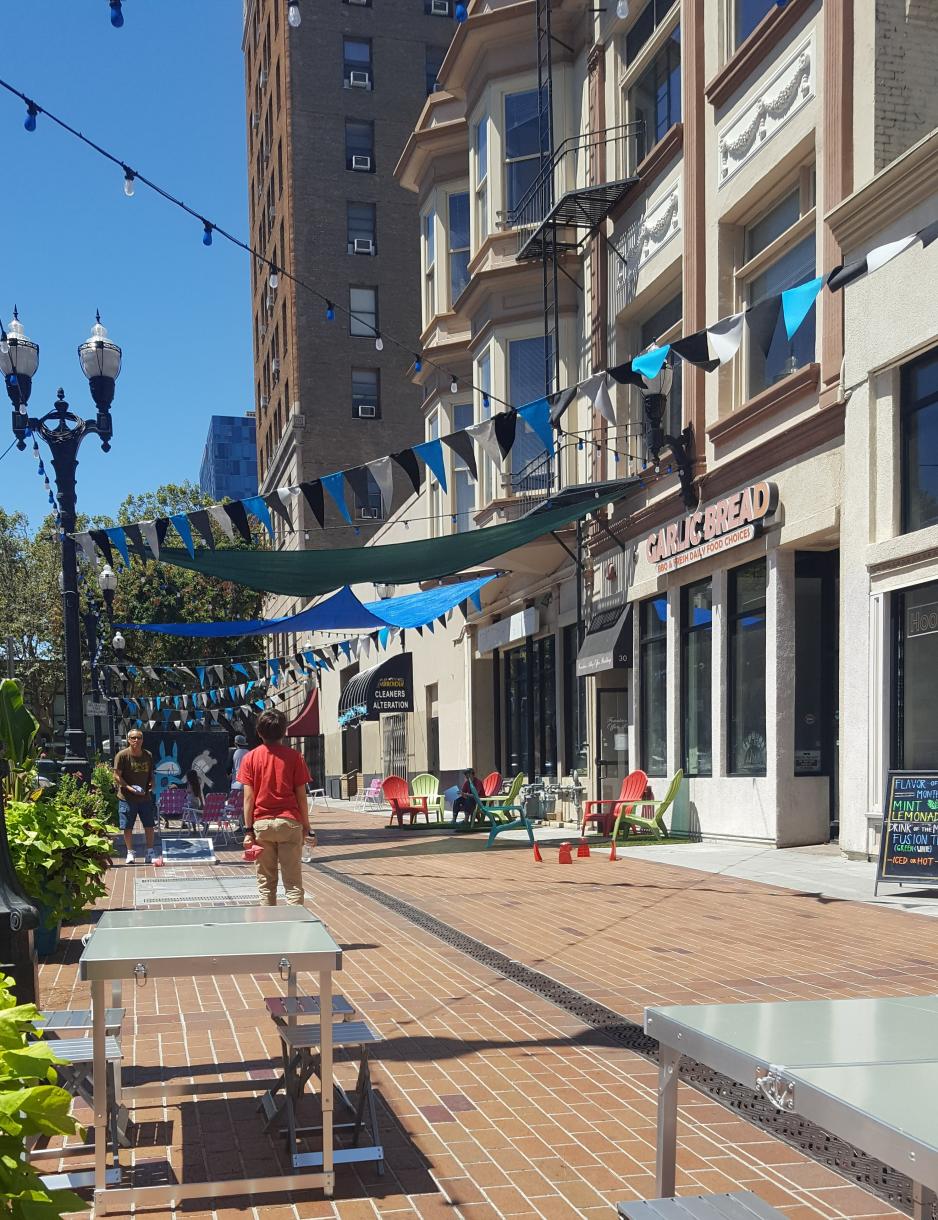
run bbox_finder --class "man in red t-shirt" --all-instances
[238,710,312,905]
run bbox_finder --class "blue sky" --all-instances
[1,1,251,527]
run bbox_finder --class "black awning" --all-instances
[338,652,414,721]
[575,601,632,677]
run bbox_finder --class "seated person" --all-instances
[184,768,204,829]
[452,767,480,830]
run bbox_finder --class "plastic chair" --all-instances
[410,773,445,823]
[469,773,534,848]
[581,770,648,837]
[481,771,502,797]
[382,775,431,827]
[158,786,187,830]
[201,791,229,842]
[610,769,682,846]
[478,772,525,820]
[354,778,384,812]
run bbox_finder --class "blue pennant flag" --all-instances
[229,686,236,700]
[378,627,390,649]
[632,344,671,382]
[246,680,255,692]
[127,664,137,676]
[243,496,274,541]
[170,514,195,558]
[196,666,206,686]
[322,472,352,524]
[254,699,266,709]
[470,589,483,612]
[104,527,130,568]
[155,696,162,710]
[413,437,448,492]
[781,275,825,340]
[303,650,317,668]
[340,641,352,659]
[232,662,249,678]
[173,696,180,708]
[518,398,554,456]
[268,658,281,686]
[186,719,193,729]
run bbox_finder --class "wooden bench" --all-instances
[617,1194,786,1218]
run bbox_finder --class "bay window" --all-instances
[474,116,489,244]
[448,192,470,305]
[452,402,476,531]
[505,89,541,215]
[422,209,436,324]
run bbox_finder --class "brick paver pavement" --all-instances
[42,808,927,1220]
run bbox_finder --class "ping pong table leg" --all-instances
[912,1181,936,1219]
[92,979,110,1215]
[320,968,334,1196]
[655,1044,681,1198]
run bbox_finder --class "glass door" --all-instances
[596,687,629,799]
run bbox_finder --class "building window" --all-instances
[681,578,712,777]
[423,210,436,323]
[901,346,938,534]
[728,558,767,776]
[345,119,375,171]
[477,345,496,501]
[640,293,683,438]
[347,202,377,254]
[640,596,668,777]
[509,334,552,490]
[343,0,372,6]
[562,624,589,774]
[474,116,489,245]
[351,368,380,418]
[629,26,681,165]
[734,0,775,47]
[505,89,541,215]
[428,412,443,536]
[501,636,557,778]
[452,401,476,532]
[425,45,445,95]
[343,37,372,88]
[448,192,470,305]
[425,0,451,13]
[625,0,677,63]
[349,286,377,337]
[740,184,816,399]
[355,470,384,520]
[893,580,938,769]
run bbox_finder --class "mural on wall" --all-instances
[142,731,230,800]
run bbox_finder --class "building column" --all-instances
[682,0,707,447]
[666,587,680,780]
[767,548,796,846]
[710,568,727,781]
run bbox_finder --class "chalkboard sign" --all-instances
[875,770,938,894]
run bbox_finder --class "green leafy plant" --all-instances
[6,782,112,929]
[0,679,39,802]
[0,972,84,1219]
[91,762,119,823]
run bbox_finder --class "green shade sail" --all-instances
[153,483,633,597]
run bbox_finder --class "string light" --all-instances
[109,0,124,27]
[23,102,37,132]
[202,221,213,247]
[455,2,468,20]
[122,166,135,196]
[325,301,335,321]
[414,353,422,372]
[287,0,301,27]
[450,376,458,393]
[374,333,384,352]
[268,266,280,289]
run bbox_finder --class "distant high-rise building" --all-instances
[199,413,258,502]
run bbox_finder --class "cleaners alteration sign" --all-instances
[644,482,778,574]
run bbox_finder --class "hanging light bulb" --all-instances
[24,103,38,132]
[414,353,423,372]
[268,266,280,289]
[287,0,301,26]
[202,221,214,246]
[615,0,629,17]
[122,166,135,196]
[325,301,335,321]
[110,0,124,26]
[374,333,384,351]
[450,376,458,393]
[455,2,468,20]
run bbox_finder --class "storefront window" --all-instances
[681,579,712,777]
[562,625,588,774]
[901,346,938,534]
[894,581,938,769]
[502,636,557,778]
[640,596,668,777]
[728,559,767,776]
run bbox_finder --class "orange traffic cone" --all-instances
[577,839,590,858]
[609,837,618,862]
[558,841,573,864]
[533,841,543,862]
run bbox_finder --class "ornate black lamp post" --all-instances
[2,310,122,773]
[641,360,696,510]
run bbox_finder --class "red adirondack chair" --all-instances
[481,771,502,797]
[581,769,649,837]
[382,775,431,827]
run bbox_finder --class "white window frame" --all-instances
[447,189,471,308]
[349,286,378,338]
[422,206,437,326]
[473,114,489,250]
[450,400,476,532]
[617,1,680,177]
[475,344,496,504]
[503,88,541,218]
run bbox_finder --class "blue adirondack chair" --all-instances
[469,774,535,848]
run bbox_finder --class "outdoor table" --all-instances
[645,995,938,1219]
[79,904,342,1213]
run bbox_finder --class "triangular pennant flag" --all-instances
[140,521,161,560]
[104,527,130,568]
[343,465,374,510]
[442,429,478,480]
[458,598,469,618]
[706,313,745,365]
[492,412,518,458]
[607,361,646,387]
[196,666,206,686]
[392,449,423,496]
[144,666,159,681]
[222,501,254,543]
[244,495,275,541]
[518,398,554,455]
[178,665,196,681]
[122,523,149,564]
[781,275,824,340]
[467,419,503,467]
[300,480,325,528]
[414,437,448,492]
[208,505,236,541]
[745,296,782,357]
[322,472,352,524]
[339,641,352,659]
[268,658,281,686]
[919,219,938,249]
[671,330,720,372]
[378,627,390,649]
[415,625,424,637]
[265,491,292,529]
[367,456,395,515]
[582,373,615,425]
[548,386,577,424]
[74,532,98,564]
[170,514,196,558]
[436,614,447,628]
[251,661,264,678]
[211,664,224,683]
[866,233,917,275]
[470,588,483,612]
[827,260,867,293]
[232,662,249,678]
[189,509,216,550]
[632,343,671,382]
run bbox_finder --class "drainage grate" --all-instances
[133,877,284,906]
[316,862,924,1217]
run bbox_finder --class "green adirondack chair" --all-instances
[470,773,534,847]
[410,773,445,824]
[610,769,682,846]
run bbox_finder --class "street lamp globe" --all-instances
[79,314,121,387]
[98,564,118,596]
[0,310,40,408]
[112,630,126,655]
[642,361,673,399]
[373,582,396,600]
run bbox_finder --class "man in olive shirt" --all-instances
[113,730,157,864]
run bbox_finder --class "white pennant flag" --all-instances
[139,521,162,560]
[208,505,236,541]
[865,233,917,275]
[467,418,503,467]
[74,533,98,564]
[581,373,615,424]
[706,313,745,365]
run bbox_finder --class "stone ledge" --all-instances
[707,363,820,446]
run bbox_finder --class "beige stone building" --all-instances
[313,0,938,855]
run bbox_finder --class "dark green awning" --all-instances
[154,482,633,597]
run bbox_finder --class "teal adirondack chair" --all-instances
[410,773,445,824]
[610,769,682,847]
[470,773,534,848]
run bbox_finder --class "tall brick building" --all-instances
[241,0,454,546]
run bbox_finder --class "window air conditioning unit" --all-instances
[355,402,377,418]
[351,154,372,171]
[431,0,450,14]
[353,237,376,255]
[348,0,369,6]
[348,69,372,89]
[358,505,381,520]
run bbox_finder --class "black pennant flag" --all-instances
[343,465,374,508]
[392,449,423,496]
[301,480,325,528]
[671,331,720,372]
[266,492,293,529]
[223,501,253,543]
[442,430,478,480]
[122,523,150,564]
[492,412,518,458]
[189,509,216,550]
[745,295,782,357]
[549,386,577,424]
[608,361,646,387]
[89,530,114,566]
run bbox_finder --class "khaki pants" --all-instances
[254,817,304,906]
